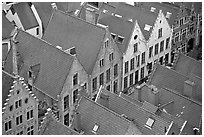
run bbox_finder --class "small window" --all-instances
[145,118,155,129]
[117,36,124,44]
[64,95,69,110]
[104,40,109,48]
[134,35,138,40]
[99,58,104,67]
[111,33,116,40]
[93,124,99,132]
[9,105,13,111]
[36,27,39,35]
[109,53,114,61]
[5,121,12,131]
[73,73,78,86]
[17,89,20,94]
[25,98,28,104]
[134,43,138,53]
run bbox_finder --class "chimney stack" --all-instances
[183,80,196,98]
[148,85,159,106]
[73,111,81,133]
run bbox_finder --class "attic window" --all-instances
[145,117,155,129]
[166,12,172,19]
[51,3,57,9]
[111,33,116,40]
[117,36,124,44]
[92,124,99,132]
[150,7,156,12]
[144,24,152,31]
[70,47,76,55]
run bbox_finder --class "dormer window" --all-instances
[150,7,156,12]
[111,33,116,40]
[51,3,57,9]
[166,12,172,19]
[70,47,76,55]
[117,36,124,44]
[144,24,152,31]
[92,124,99,133]
[145,117,155,129]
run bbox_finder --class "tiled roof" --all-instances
[138,2,179,27]
[159,88,202,128]
[13,30,74,100]
[2,71,14,108]
[114,2,158,41]
[43,10,106,74]
[76,95,142,135]
[98,12,134,54]
[173,53,202,78]
[96,89,172,135]
[149,64,189,95]
[2,12,15,39]
[13,2,39,30]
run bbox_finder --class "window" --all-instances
[109,53,114,61]
[111,33,116,39]
[130,73,134,86]
[27,125,34,135]
[17,130,23,135]
[117,36,124,43]
[141,67,144,80]
[106,68,110,83]
[182,28,187,40]
[166,12,172,19]
[36,27,39,35]
[166,37,170,49]
[27,110,33,120]
[15,99,22,109]
[175,32,179,43]
[5,121,12,131]
[73,89,78,104]
[114,64,118,77]
[124,76,128,89]
[149,46,153,58]
[64,113,69,126]
[145,118,155,129]
[124,61,129,74]
[134,35,138,40]
[88,2,99,8]
[165,53,169,65]
[9,105,13,111]
[158,28,162,38]
[106,85,110,91]
[99,73,104,86]
[159,56,163,65]
[130,58,134,71]
[180,18,184,26]
[137,55,140,67]
[16,115,23,126]
[154,43,159,55]
[10,5,15,15]
[28,71,32,78]
[141,52,145,65]
[104,40,109,48]
[99,59,104,67]
[147,62,153,74]
[92,77,97,92]
[93,124,99,132]
[113,80,118,94]
[135,70,139,84]
[134,43,138,53]
[64,95,69,110]
[160,40,164,53]
[73,73,78,86]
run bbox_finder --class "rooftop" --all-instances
[2,11,15,39]
[13,2,39,30]
[6,30,74,100]
[43,9,106,74]
[75,95,142,135]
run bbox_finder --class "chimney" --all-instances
[183,80,196,98]
[97,93,109,108]
[73,111,81,133]
[11,40,18,76]
[135,86,142,102]
[148,85,159,106]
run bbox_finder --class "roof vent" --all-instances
[115,14,122,18]
[51,3,57,10]
[166,12,172,19]
[144,24,152,31]
[150,7,156,12]
[56,46,62,50]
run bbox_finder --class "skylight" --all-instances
[150,7,156,12]
[144,24,152,31]
[145,118,155,129]
[93,124,99,132]
[166,12,172,19]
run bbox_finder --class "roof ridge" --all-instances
[163,87,202,106]
[80,95,133,124]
